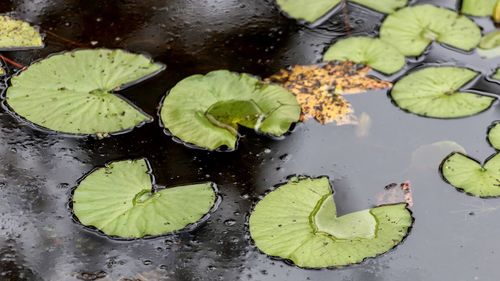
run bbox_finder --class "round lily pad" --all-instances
[461,0,496,17]
[72,159,217,238]
[390,67,495,118]
[441,152,500,197]
[349,0,408,14]
[249,176,412,268]
[276,0,342,23]
[159,70,300,151]
[323,37,405,75]
[5,49,165,137]
[380,5,482,57]
[0,15,43,50]
[488,121,500,150]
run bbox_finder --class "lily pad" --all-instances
[276,0,342,23]
[249,176,412,268]
[461,0,496,17]
[5,49,165,137]
[488,121,500,150]
[494,68,500,80]
[349,0,408,14]
[390,67,495,118]
[159,70,300,151]
[441,153,500,197]
[0,15,43,50]
[380,5,481,56]
[477,31,500,58]
[72,159,217,238]
[323,37,405,75]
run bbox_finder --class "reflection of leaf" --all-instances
[72,159,217,239]
[160,70,301,151]
[410,141,466,171]
[0,15,43,50]
[249,176,413,268]
[5,49,165,137]
[267,61,392,125]
[380,5,481,56]
[461,0,496,17]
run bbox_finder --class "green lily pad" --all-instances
[488,121,500,150]
[0,15,43,50]
[276,0,342,23]
[390,67,495,118]
[461,0,496,16]
[323,36,405,75]
[494,68,500,80]
[380,5,481,57]
[5,49,164,137]
[249,176,412,268]
[441,152,500,197]
[72,159,217,238]
[349,0,408,14]
[159,70,300,151]
[477,31,500,58]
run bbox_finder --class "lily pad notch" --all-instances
[72,158,219,239]
[5,49,165,138]
[249,176,413,268]
[0,15,44,50]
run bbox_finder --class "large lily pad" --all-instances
[72,159,217,238]
[380,5,481,57]
[390,67,495,118]
[441,153,500,197]
[323,37,405,75]
[349,0,408,14]
[159,70,300,151]
[461,0,496,17]
[249,176,412,268]
[0,15,43,50]
[276,0,342,23]
[5,49,164,137]
[488,121,500,150]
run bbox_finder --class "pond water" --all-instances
[1,0,500,280]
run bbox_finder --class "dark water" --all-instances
[1,0,500,280]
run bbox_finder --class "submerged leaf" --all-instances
[324,37,405,75]
[72,159,217,238]
[275,0,342,23]
[249,176,412,268]
[267,61,392,125]
[461,0,496,17]
[390,67,495,118]
[488,121,500,150]
[0,15,43,50]
[349,0,408,14]
[159,70,300,151]
[6,49,164,136]
[441,153,500,197]
[380,5,481,56]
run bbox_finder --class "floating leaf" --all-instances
[72,159,217,238]
[267,61,392,125]
[249,176,412,268]
[488,121,500,150]
[477,31,500,58]
[275,0,342,23]
[159,70,300,151]
[5,49,164,137]
[390,67,495,118]
[323,37,405,75]
[349,0,408,14]
[495,0,500,23]
[494,68,500,80]
[380,5,481,56]
[0,15,43,50]
[441,153,500,197]
[461,0,496,17]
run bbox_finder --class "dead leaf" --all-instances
[266,61,392,125]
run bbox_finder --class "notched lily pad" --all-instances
[390,66,495,118]
[159,70,300,151]
[349,0,408,14]
[461,0,496,17]
[323,37,405,75]
[249,176,413,268]
[5,49,165,137]
[72,159,218,239]
[267,61,392,125]
[441,152,500,197]
[275,0,342,23]
[488,121,500,150]
[0,15,43,50]
[380,5,481,56]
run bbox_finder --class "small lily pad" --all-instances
[249,176,412,268]
[0,15,43,50]
[477,31,500,58]
[323,37,405,75]
[159,70,300,151]
[72,159,217,238]
[461,0,496,17]
[488,121,500,150]
[349,0,408,14]
[5,49,164,137]
[494,68,500,80]
[380,5,481,56]
[441,153,500,197]
[276,0,342,23]
[390,67,495,118]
